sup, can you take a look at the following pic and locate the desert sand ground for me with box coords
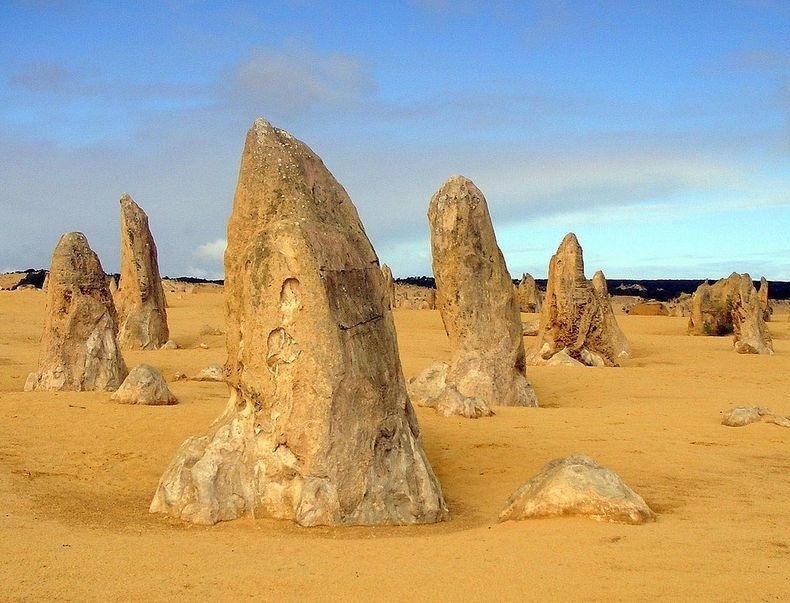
[1,287,788,601]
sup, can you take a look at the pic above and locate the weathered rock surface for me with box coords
[628,301,669,316]
[24,232,127,392]
[190,363,224,382]
[721,406,789,427]
[409,176,537,417]
[499,454,655,525]
[111,364,177,405]
[150,118,447,527]
[531,234,630,366]
[517,273,542,313]
[116,194,170,350]
[381,264,396,310]
[688,273,773,355]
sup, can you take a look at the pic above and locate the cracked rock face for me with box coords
[150,118,447,526]
[688,272,773,355]
[409,176,538,416]
[116,194,169,350]
[531,233,630,367]
[25,232,127,392]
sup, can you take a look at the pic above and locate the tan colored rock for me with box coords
[532,234,630,366]
[499,454,655,525]
[111,364,176,405]
[380,264,396,310]
[190,363,224,382]
[721,406,789,427]
[688,273,773,355]
[517,273,542,313]
[24,232,127,392]
[394,283,436,309]
[409,176,538,417]
[758,277,772,322]
[116,194,169,350]
[150,118,447,527]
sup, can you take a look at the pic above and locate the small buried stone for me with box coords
[499,454,655,525]
[721,406,790,428]
[111,364,177,405]
[190,364,224,382]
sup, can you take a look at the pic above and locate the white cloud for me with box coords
[194,238,227,262]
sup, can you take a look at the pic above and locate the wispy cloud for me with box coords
[193,238,227,262]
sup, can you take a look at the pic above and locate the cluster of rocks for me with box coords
[25,194,175,405]
[32,115,786,530]
[394,283,436,309]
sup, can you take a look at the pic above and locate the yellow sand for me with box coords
[1,288,788,601]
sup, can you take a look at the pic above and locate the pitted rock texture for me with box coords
[150,118,447,526]
[24,232,127,392]
[409,176,537,417]
[116,194,169,350]
[531,233,630,367]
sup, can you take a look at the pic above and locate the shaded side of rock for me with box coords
[150,118,447,527]
[24,232,127,392]
[499,454,655,525]
[111,364,177,405]
[116,194,170,350]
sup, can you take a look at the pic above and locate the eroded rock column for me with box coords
[150,118,447,526]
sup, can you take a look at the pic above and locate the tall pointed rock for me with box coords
[25,232,127,391]
[150,118,447,526]
[116,193,169,350]
[532,233,630,366]
[408,176,538,417]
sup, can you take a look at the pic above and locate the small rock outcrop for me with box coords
[380,264,396,310]
[111,364,177,405]
[150,118,447,526]
[517,273,542,313]
[688,273,773,355]
[721,406,790,427]
[24,233,127,392]
[531,233,630,366]
[409,176,538,417]
[499,454,655,525]
[116,194,170,350]
[190,363,224,382]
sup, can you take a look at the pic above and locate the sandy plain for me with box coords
[0,286,788,601]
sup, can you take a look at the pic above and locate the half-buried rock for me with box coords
[116,193,170,350]
[499,454,655,525]
[111,364,176,405]
[150,118,448,526]
[408,176,538,418]
[530,233,630,366]
[25,232,128,392]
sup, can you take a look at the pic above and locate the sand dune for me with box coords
[1,288,788,601]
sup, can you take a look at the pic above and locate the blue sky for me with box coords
[1,0,788,280]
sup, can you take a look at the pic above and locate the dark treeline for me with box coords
[397,276,790,301]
